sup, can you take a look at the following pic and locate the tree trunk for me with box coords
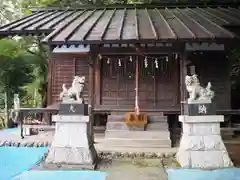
[4,91,9,128]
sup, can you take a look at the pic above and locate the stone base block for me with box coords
[177,150,233,169]
[177,115,233,169]
[45,145,97,166]
[45,115,98,169]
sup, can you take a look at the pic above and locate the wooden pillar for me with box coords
[180,52,188,115]
[94,52,101,106]
[47,57,53,106]
[88,53,95,113]
[88,50,95,142]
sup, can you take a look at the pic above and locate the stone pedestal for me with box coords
[177,115,233,169]
[45,115,98,169]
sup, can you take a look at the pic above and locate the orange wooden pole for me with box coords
[135,56,140,115]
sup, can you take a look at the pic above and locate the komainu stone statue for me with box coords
[59,76,85,103]
[12,94,20,123]
[185,74,214,102]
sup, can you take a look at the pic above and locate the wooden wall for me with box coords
[47,53,89,105]
[99,55,179,110]
[47,51,231,112]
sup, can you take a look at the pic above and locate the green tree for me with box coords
[0,54,34,127]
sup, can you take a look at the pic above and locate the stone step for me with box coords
[106,121,169,131]
[146,122,169,131]
[103,138,171,148]
[105,130,170,139]
[108,115,125,122]
[108,115,167,122]
[148,115,167,122]
[106,122,144,131]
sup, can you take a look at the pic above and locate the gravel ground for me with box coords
[33,156,176,180]
[31,150,182,180]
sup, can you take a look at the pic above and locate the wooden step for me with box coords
[105,130,170,139]
[103,138,171,148]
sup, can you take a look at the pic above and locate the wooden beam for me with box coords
[99,45,184,54]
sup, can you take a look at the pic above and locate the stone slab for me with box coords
[145,122,169,131]
[187,99,211,104]
[148,116,168,122]
[182,123,221,136]
[103,138,171,148]
[107,115,125,122]
[104,130,170,139]
[184,103,216,116]
[43,161,98,170]
[52,115,89,123]
[59,103,88,115]
[106,122,144,131]
[179,115,224,123]
[108,115,167,123]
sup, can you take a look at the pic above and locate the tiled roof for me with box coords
[0,7,239,45]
